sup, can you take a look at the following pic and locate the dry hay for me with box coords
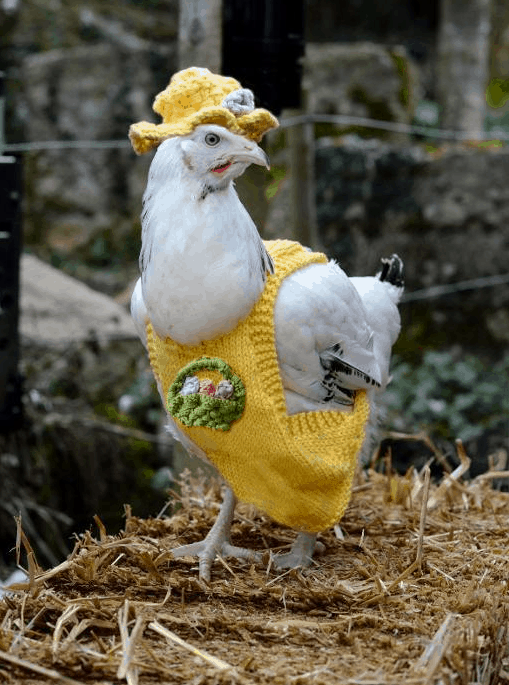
[1,441,509,685]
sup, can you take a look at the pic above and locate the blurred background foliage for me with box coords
[385,351,509,443]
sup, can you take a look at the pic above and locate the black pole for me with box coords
[222,0,305,116]
[0,70,4,155]
[0,71,23,431]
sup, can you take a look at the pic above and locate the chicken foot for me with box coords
[170,486,262,581]
[273,532,322,570]
[171,487,324,580]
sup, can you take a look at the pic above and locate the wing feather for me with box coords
[274,259,400,414]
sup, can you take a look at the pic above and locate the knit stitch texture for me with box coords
[146,240,370,532]
[129,67,279,154]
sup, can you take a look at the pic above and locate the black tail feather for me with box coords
[378,254,404,288]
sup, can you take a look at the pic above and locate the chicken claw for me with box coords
[171,487,262,581]
[273,532,322,570]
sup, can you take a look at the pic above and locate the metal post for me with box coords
[222,0,305,115]
[0,71,5,155]
[0,71,23,431]
[221,0,314,247]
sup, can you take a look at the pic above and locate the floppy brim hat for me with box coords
[129,67,279,155]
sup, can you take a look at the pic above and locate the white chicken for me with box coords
[130,69,404,581]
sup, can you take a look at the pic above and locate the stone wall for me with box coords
[265,137,509,357]
[303,43,422,129]
[3,0,178,293]
[19,42,167,293]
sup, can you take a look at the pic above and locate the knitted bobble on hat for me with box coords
[129,67,278,154]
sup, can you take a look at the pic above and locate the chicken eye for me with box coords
[205,132,221,146]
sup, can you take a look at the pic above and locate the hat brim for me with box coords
[129,106,278,155]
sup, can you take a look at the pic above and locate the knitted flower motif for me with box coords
[214,380,234,399]
[199,379,216,396]
[167,357,245,431]
[180,375,200,396]
[221,88,255,115]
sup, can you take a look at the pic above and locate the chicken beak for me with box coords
[233,142,270,170]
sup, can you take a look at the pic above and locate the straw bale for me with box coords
[1,458,509,684]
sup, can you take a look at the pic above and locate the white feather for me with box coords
[131,277,148,349]
[131,124,403,454]
[350,275,402,387]
[139,130,271,345]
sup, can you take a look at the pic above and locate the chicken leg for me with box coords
[171,486,322,580]
[273,532,319,570]
[171,486,262,581]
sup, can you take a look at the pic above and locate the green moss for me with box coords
[314,121,382,141]
[349,85,395,123]
[314,123,342,139]
[470,140,504,150]
[486,78,509,108]
[48,377,81,399]
[126,437,153,460]
[95,402,137,428]
[424,143,440,154]
[339,86,396,140]
[390,51,411,108]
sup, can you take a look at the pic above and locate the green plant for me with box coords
[384,351,509,442]
[264,166,286,201]
[95,402,136,428]
[486,78,509,108]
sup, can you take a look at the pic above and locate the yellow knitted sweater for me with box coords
[146,240,369,533]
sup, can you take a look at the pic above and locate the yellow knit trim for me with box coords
[146,240,369,532]
[129,67,279,154]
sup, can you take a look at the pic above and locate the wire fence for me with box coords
[400,274,509,304]
[3,113,509,302]
[3,139,131,152]
[3,112,509,153]
[278,114,509,141]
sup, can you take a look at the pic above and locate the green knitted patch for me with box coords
[167,357,246,431]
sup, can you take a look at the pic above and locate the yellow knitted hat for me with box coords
[129,67,279,155]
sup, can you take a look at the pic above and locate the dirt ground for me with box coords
[1,454,509,685]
